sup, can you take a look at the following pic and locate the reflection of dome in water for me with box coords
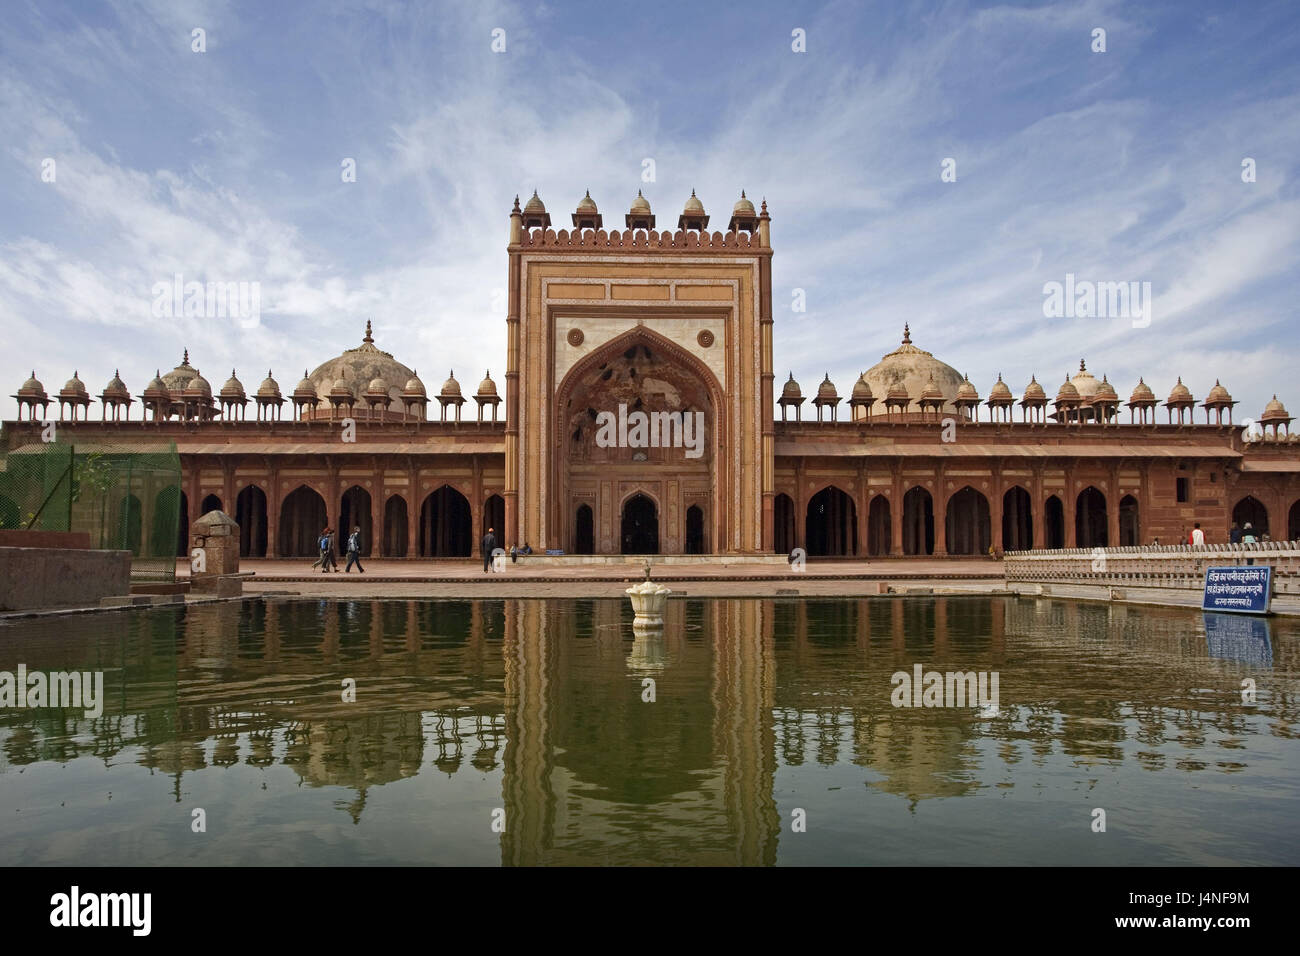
[306,320,415,416]
[862,325,964,414]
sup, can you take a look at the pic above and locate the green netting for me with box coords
[0,440,182,582]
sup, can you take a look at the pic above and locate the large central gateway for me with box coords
[505,191,774,554]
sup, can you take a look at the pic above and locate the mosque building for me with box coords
[4,190,1298,558]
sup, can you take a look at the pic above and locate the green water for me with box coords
[0,597,1295,866]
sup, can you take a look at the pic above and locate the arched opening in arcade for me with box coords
[177,491,189,556]
[151,486,181,557]
[1290,500,1300,543]
[339,485,373,556]
[945,486,990,555]
[1002,486,1033,551]
[1232,496,1269,538]
[1044,495,1065,549]
[419,485,472,556]
[383,495,408,556]
[1076,486,1108,549]
[200,493,222,515]
[236,485,268,557]
[868,494,891,556]
[1119,495,1140,547]
[483,495,504,544]
[903,486,934,556]
[278,485,328,557]
[621,493,659,554]
[805,486,856,556]
[774,493,795,554]
[117,494,142,554]
[573,503,594,554]
[685,504,705,554]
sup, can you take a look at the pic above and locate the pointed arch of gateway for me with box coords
[339,485,372,556]
[1044,495,1065,549]
[1002,486,1033,551]
[1232,495,1268,537]
[902,486,934,555]
[620,490,659,554]
[278,484,327,556]
[1076,486,1108,549]
[552,325,725,554]
[236,484,268,557]
[805,484,856,556]
[419,484,472,556]
[945,486,990,555]
[868,494,891,556]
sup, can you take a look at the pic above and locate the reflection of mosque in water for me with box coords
[0,597,1294,861]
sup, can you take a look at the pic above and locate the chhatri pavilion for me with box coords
[4,190,1298,558]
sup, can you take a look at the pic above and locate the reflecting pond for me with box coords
[1,597,1296,865]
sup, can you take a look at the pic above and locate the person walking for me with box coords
[345,525,365,573]
[1191,522,1205,546]
[324,527,339,572]
[311,526,331,571]
[482,527,497,573]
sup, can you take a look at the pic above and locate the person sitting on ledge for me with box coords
[1191,522,1205,546]
[522,543,533,555]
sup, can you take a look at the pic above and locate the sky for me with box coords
[1,0,1298,422]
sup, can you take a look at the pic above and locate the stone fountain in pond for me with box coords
[626,559,671,632]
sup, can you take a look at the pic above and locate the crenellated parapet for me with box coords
[518,226,763,252]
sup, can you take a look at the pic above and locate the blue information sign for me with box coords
[1203,612,1273,666]
[1202,565,1272,615]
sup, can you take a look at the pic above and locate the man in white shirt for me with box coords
[1191,522,1205,546]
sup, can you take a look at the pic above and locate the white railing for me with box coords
[1003,541,1300,594]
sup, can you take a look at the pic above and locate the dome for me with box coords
[1167,377,1193,403]
[403,370,427,397]
[782,372,802,399]
[1023,375,1046,401]
[441,370,462,397]
[103,370,130,398]
[989,373,1013,401]
[1055,375,1080,402]
[683,189,705,215]
[523,190,546,215]
[1094,375,1118,401]
[1261,395,1291,422]
[576,190,597,214]
[306,320,414,415]
[477,370,497,397]
[293,369,317,397]
[16,371,47,399]
[1205,379,1232,404]
[629,191,651,216]
[955,374,979,402]
[61,371,88,397]
[920,374,944,401]
[162,349,198,391]
[220,370,245,399]
[817,373,838,400]
[366,376,389,397]
[733,190,756,216]
[886,382,909,402]
[861,325,964,414]
[851,374,873,400]
[257,371,281,398]
[1069,359,1100,401]
[1129,377,1155,403]
[184,374,212,398]
[143,370,169,400]
[329,378,353,400]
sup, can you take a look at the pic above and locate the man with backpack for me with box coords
[345,525,365,573]
[310,526,332,572]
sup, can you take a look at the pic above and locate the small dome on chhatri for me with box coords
[782,372,802,398]
[1094,375,1119,401]
[733,190,756,216]
[1056,375,1080,402]
[477,370,497,396]
[294,369,317,396]
[1023,375,1047,401]
[329,378,353,398]
[1167,377,1193,402]
[220,370,245,398]
[17,371,47,398]
[103,370,130,397]
[61,371,88,396]
[143,370,169,399]
[257,371,281,397]
[366,376,389,396]
[1129,377,1155,403]
[576,189,598,214]
[887,381,909,401]
[683,189,705,215]
[989,373,1013,400]
[403,370,427,397]
[1261,394,1291,421]
[817,373,838,400]
[851,373,873,400]
[920,374,944,401]
[1069,359,1100,400]
[955,373,979,401]
[1205,379,1233,404]
[441,370,462,397]
[523,190,546,215]
[184,373,212,398]
[629,190,651,215]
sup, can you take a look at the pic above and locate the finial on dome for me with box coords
[512,194,521,213]
[740,189,746,199]
[363,319,373,344]
[902,323,911,345]
[182,348,189,364]
[1080,359,1086,371]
